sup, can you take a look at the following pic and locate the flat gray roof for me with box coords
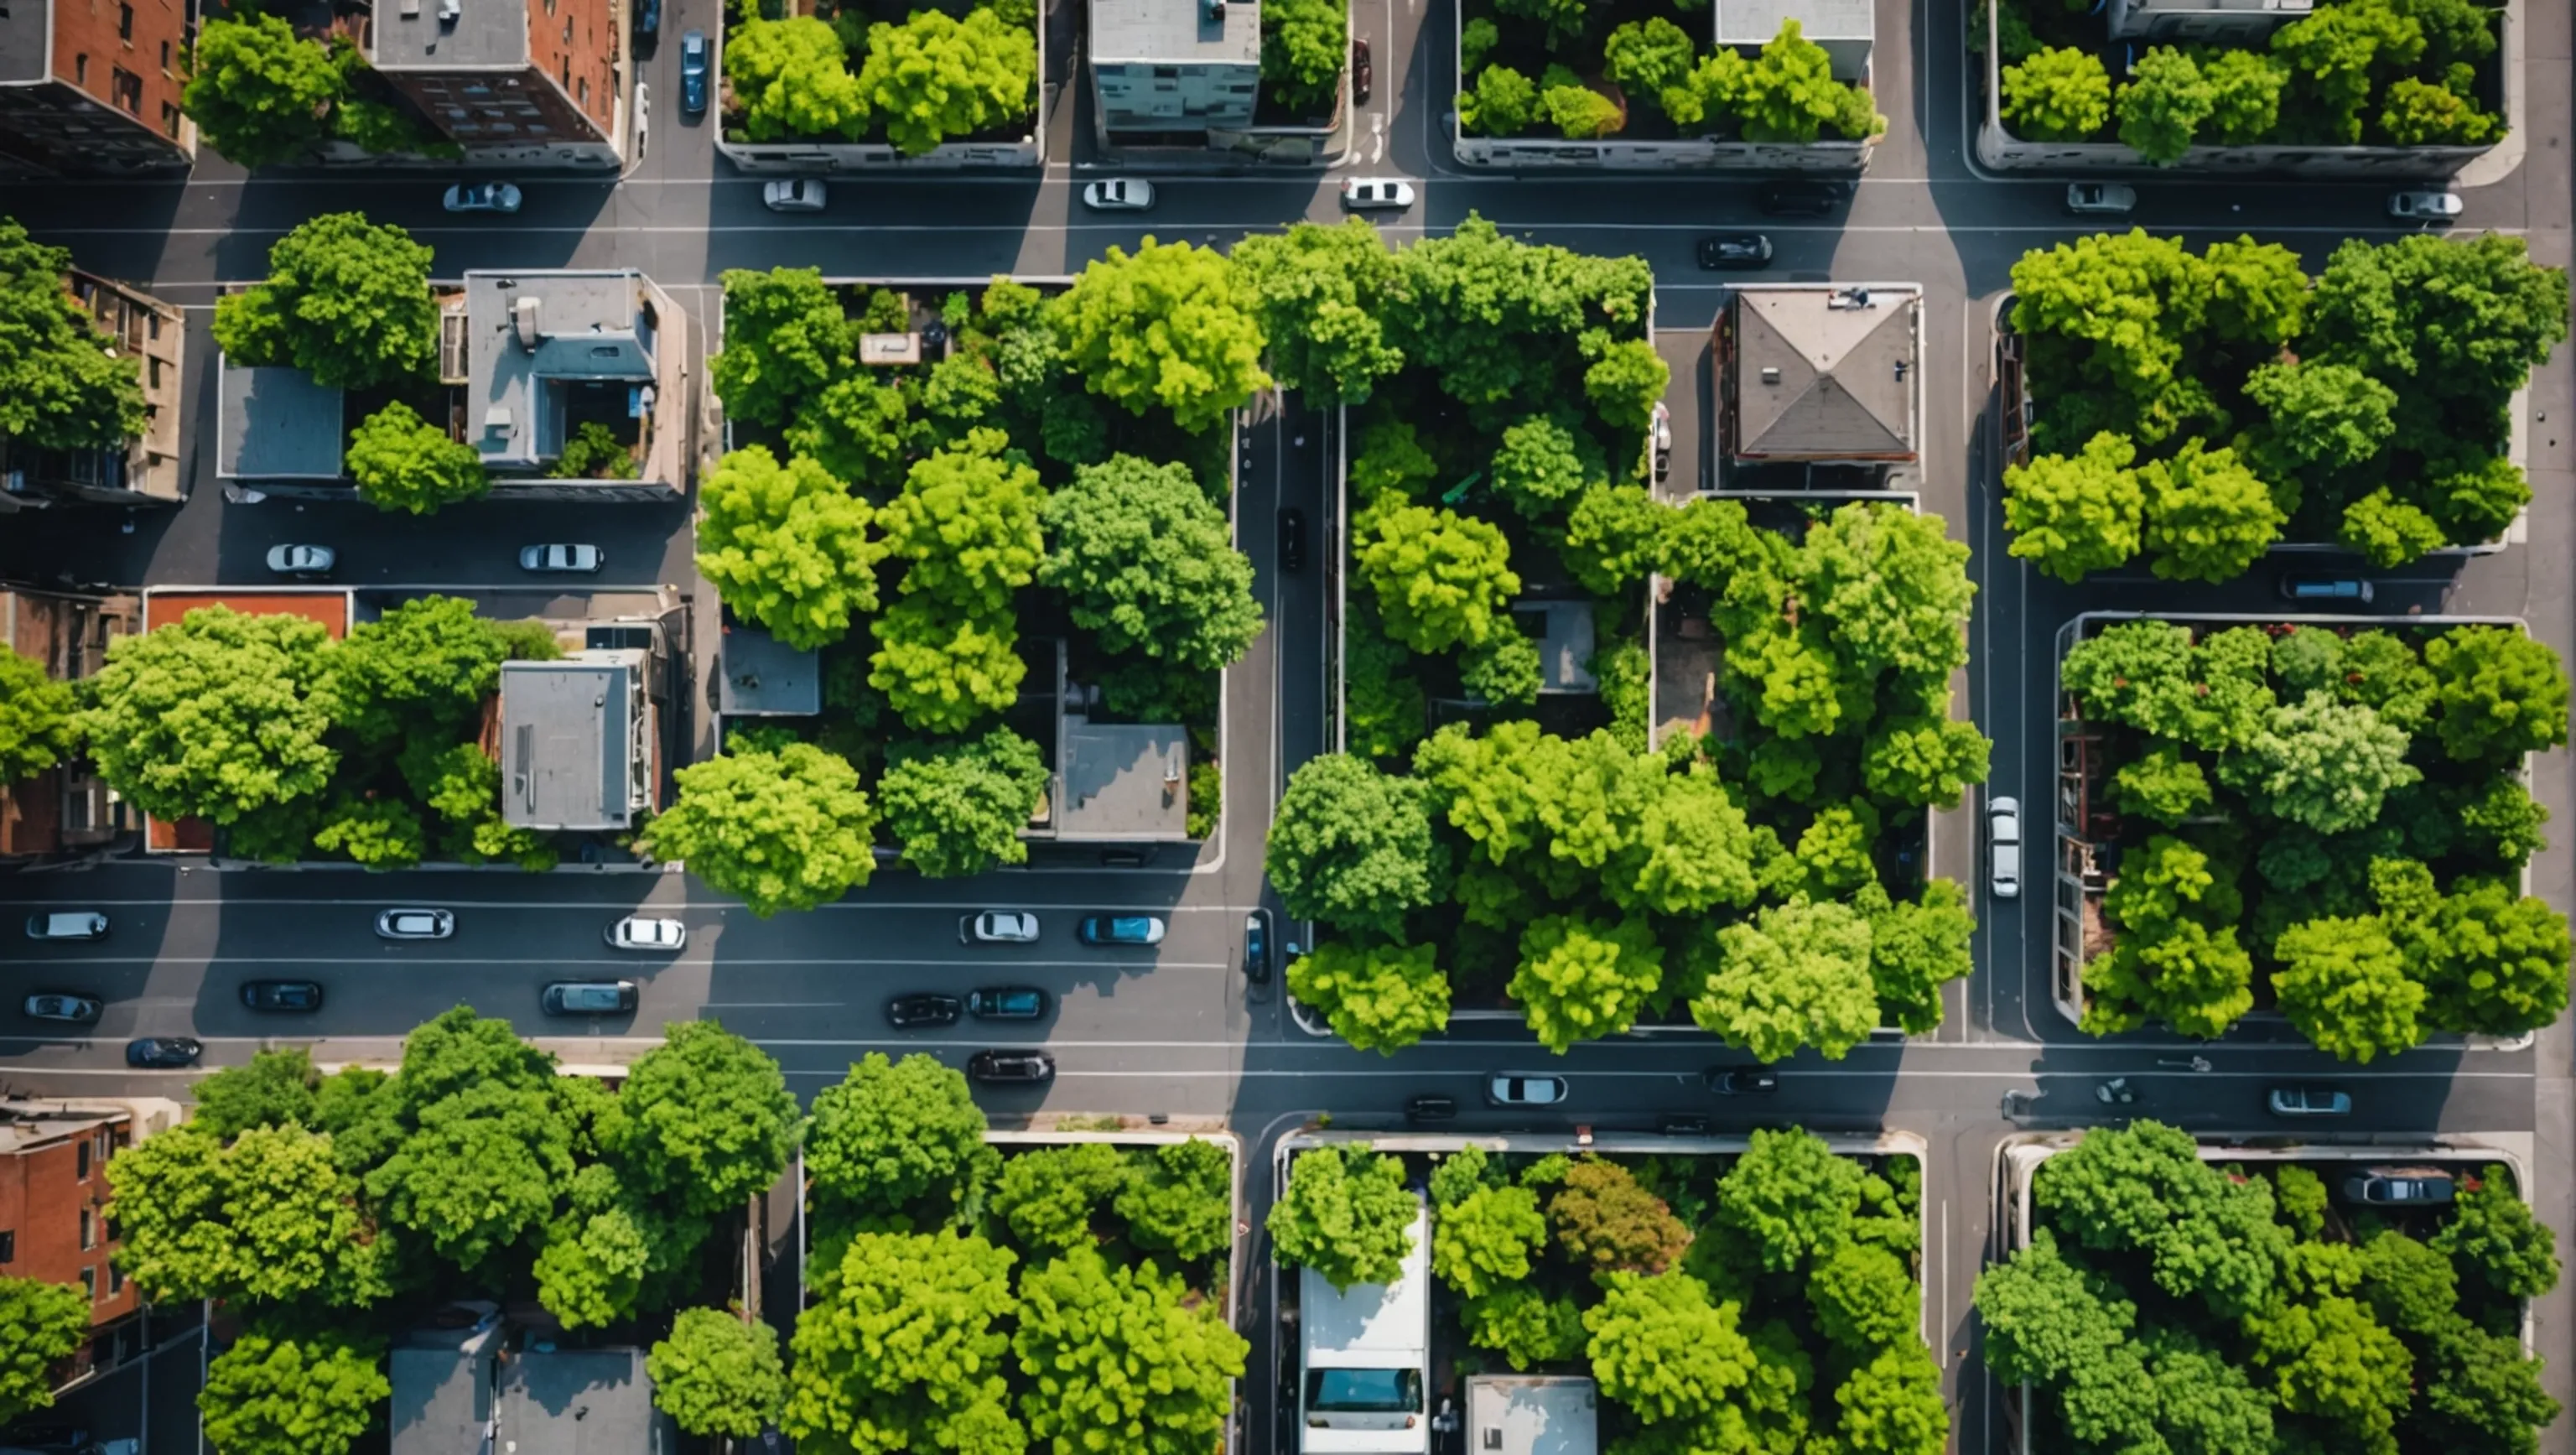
[718,626,819,716]
[1732,286,1918,460]
[1465,1377,1599,1455]
[499,1347,668,1455]
[1091,0,1259,65]
[0,0,53,84]
[463,271,655,471]
[216,363,345,481]
[499,657,636,832]
[389,1325,497,1455]
[1513,601,1598,694]
[1059,719,1188,839]
[374,0,529,70]
[1716,0,1872,44]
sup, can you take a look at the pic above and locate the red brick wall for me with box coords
[524,0,619,140]
[49,0,187,146]
[0,1119,138,1327]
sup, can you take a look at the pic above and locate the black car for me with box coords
[1705,1065,1779,1095]
[967,986,1050,1021]
[241,980,324,1013]
[1277,508,1306,573]
[1244,912,1270,983]
[886,993,963,1029]
[1696,233,1774,269]
[969,1049,1056,1084]
[126,1037,203,1068]
[634,0,660,41]
[1405,1094,1457,1124]
[1758,180,1846,217]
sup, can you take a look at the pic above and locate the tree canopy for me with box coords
[875,727,1050,878]
[212,212,438,390]
[198,1327,390,1455]
[0,218,148,452]
[699,446,885,649]
[649,1309,788,1440]
[1267,1144,1420,1291]
[641,740,877,917]
[0,1276,89,1425]
[77,605,337,827]
[852,8,1037,156]
[1052,240,1270,434]
[803,1052,988,1219]
[1041,454,1261,669]
[346,401,488,516]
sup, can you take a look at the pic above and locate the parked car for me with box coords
[1987,796,2023,900]
[264,543,335,579]
[1081,178,1156,211]
[126,1037,202,1068]
[1340,178,1415,210]
[962,911,1041,944]
[23,993,101,1023]
[1352,39,1372,103]
[2267,1085,2352,1118]
[634,0,660,39]
[1098,846,1156,867]
[969,1049,1056,1083]
[1405,1093,1457,1124]
[2280,575,2375,604]
[376,907,454,940]
[1758,180,1845,217]
[1244,912,1270,983]
[967,986,1050,1021]
[762,179,828,213]
[519,543,603,573]
[1704,1065,1779,1095]
[443,182,523,215]
[1650,401,1672,481]
[1485,1072,1569,1107]
[678,29,709,115]
[1078,914,1166,947]
[886,993,963,1029]
[2387,190,2463,224]
[1696,233,1774,269]
[2344,1168,2455,1205]
[540,980,639,1016]
[606,916,687,951]
[1277,508,1306,572]
[24,912,107,941]
[241,980,325,1013]
[2064,182,2137,216]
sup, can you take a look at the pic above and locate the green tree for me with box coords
[345,401,487,516]
[1581,335,1671,437]
[2307,234,2569,417]
[107,1123,392,1308]
[1974,1229,2147,1413]
[2423,625,2570,764]
[867,596,1025,735]
[1812,1241,1919,1352]
[1012,1248,1247,1454]
[1836,1347,1948,1455]
[1511,913,1666,1052]
[2273,916,2424,1062]
[785,1230,1022,1455]
[2271,0,2424,144]
[1459,64,1539,136]
[181,14,346,168]
[2111,742,2214,824]
[883,444,1045,616]
[2422,880,2571,1037]
[1865,880,1976,1034]
[1464,1286,1588,1370]
[0,646,75,787]
[990,1142,1128,1253]
[1541,83,1623,139]
[2431,1165,2560,1301]
[2249,1296,2413,1450]
[1114,1138,1234,1263]
[2233,691,2420,834]
[325,595,508,747]
[650,1309,787,1439]
[1797,500,1976,683]
[853,8,1036,155]
[78,605,335,827]
[1041,454,1261,669]
[714,267,853,429]
[803,1052,988,1218]
[876,727,1049,879]
[1053,240,1269,434]
[787,376,913,496]
[1714,1127,1862,1274]
[198,1328,388,1455]
[2245,358,2397,478]
[1259,0,1346,113]
[621,1021,801,1217]
[698,447,884,650]
[2116,45,2213,161]
[0,1276,89,1425]
[1267,1144,1418,1291]
[1488,413,1600,521]
[641,740,876,917]
[2033,1120,2288,1318]
[0,219,148,452]
[2003,46,2111,140]
[2139,439,2283,582]
[361,1009,574,1275]
[212,212,436,390]
[189,1047,322,1140]
[1285,940,1452,1054]
[1549,1158,1690,1276]
[2338,486,2449,569]
[1266,755,1442,939]
[2380,75,2497,144]
[1604,18,1696,107]
[2002,432,2145,581]
[1736,19,1866,143]
[2410,1312,2561,1452]
[1230,220,1404,404]
[1383,215,1653,408]
[725,17,866,141]
[1433,1182,1546,1298]
[1609,768,1761,917]
[1462,627,1542,707]
[1356,503,1521,654]
[1862,715,1992,809]
[1690,899,1879,1063]
[2197,47,2288,142]
[1582,1271,1757,1432]
[1562,483,1665,596]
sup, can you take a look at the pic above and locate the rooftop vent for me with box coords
[1759,366,1781,385]
[512,295,541,351]
[1826,287,1873,310]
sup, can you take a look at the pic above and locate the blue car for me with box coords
[679,30,708,116]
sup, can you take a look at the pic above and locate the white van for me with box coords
[1300,1193,1431,1452]
[24,912,107,941]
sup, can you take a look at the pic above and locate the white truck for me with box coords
[1299,1193,1432,1453]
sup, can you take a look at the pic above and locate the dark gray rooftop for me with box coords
[1060,720,1188,839]
[216,364,345,481]
[1090,0,1259,65]
[1716,0,1873,44]
[498,1347,671,1455]
[718,626,820,716]
[389,1323,498,1455]
[1732,286,1919,461]
[374,0,529,70]
[498,657,639,832]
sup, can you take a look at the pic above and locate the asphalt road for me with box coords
[1,0,2570,1447]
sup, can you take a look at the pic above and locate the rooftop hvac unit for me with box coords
[512,295,541,351]
[439,0,460,20]
[401,0,420,17]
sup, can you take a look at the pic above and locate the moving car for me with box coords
[442,182,523,215]
[606,916,688,951]
[22,993,101,1023]
[125,1037,202,1068]
[2267,1085,2352,1118]
[1485,1072,1569,1107]
[678,30,709,115]
[968,1049,1056,1083]
[2064,182,2137,216]
[966,986,1050,1021]
[1704,1065,1779,1095]
[1650,400,1672,481]
[264,543,335,579]
[241,980,325,1013]
[376,907,454,940]
[1758,179,1845,216]
[2387,190,2463,224]
[2279,575,2374,604]
[886,993,963,1029]
[1987,795,2023,900]
[1340,178,1415,210]
[1696,233,1774,269]
[24,912,107,941]
[2344,1168,2455,1205]
[1078,914,1166,946]
[1277,508,1306,572]
[1352,39,1372,103]
[961,911,1041,944]
[762,179,828,213]
[1244,912,1270,983]
[1081,178,1156,211]
[519,543,603,573]
[1405,1094,1457,1124]
[540,980,639,1016]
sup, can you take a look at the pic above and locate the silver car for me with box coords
[762,179,828,213]
[2267,1085,2351,1117]
[1485,1072,1569,1107]
[2387,190,2463,224]
[23,992,101,1023]
[2064,182,2137,216]
[962,912,1041,944]
[606,916,687,951]
[519,543,603,573]
[1987,796,2023,900]
[1340,178,1415,210]
[443,182,524,214]
[376,907,454,940]
[265,543,335,578]
[1081,178,1156,211]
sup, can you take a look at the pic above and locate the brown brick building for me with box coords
[0,0,191,174]
[0,268,186,510]
[0,1101,169,1394]
[366,0,624,168]
[0,585,138,860]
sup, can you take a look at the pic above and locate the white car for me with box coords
[520,543,603,573]
[265,543,335,578]
[2064,182,2137,216]
[962,911,1041,944]
[1486,1072,1569,1107]
[1081,178,1155,211]
[443,182,523,214]
[1340,178,1415,210]
[1988,796,2023,900]
[606,916,688,952]
[2387,190,2463,223]
[763,179,828,213]
[376,907,454,940]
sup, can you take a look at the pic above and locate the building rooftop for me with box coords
[389,1322,499,1455]
[216,364,346,481]
[718,626,819,716]
[1464,1376,1600,1455]
[498,1346,671,1455]
[1058,720,1188,839]
[1731,285,1919,462]
[374,0,529,70]
[497,656,641,832]
[1513,601,1598,694]
[1091,0,1260,65]
[462,271,657,473]
[1715,0,1873,44]
[0,0,54,84]
[0,1103,125,1155]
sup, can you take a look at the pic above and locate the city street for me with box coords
[0,0,2569,1447]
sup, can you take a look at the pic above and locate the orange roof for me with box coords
[142,590,352,639]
